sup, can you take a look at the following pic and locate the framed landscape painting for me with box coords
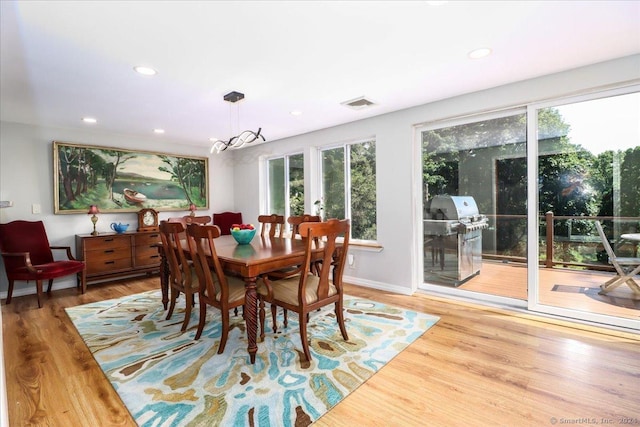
[53,141,209,214]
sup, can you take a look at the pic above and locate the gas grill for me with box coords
[424,195,489,285]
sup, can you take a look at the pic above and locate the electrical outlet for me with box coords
[348,254,355,268]
[32,203,41,214]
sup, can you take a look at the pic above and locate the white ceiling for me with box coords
[1,1,639,152]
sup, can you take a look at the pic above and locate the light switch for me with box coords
[32,204,41,214]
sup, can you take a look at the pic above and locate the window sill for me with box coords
[348,240,383,252]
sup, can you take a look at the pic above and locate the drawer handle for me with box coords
[104,238,114,242]
[150,255,159,259]
[149,234,159,238]
[105,261,115,265]
[104,249,114,253]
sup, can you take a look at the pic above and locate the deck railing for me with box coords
[479,213,639,271]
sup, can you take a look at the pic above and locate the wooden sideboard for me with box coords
[76,231,161,284]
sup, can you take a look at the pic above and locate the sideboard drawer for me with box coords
[134,245,161,267]
[86,256,133,275]
[135,232,161,247]
[83,235,131,251]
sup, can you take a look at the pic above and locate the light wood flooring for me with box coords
[2,278,639,426]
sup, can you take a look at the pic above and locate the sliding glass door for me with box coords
[532,89,639,329]
[418,86,639,331]
[419,110,528,303]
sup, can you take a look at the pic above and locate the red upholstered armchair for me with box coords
[0,220,86,308]
[212,212,243,236]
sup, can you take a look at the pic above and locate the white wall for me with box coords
[0,123,235,296]
[231,54,640,295]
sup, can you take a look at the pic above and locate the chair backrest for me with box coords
[595,221,616,263]
[298,219,350,301]
[159,221,193,290]
[168,215,211,227]
[185,224,230,304]
[258,214,285,238]
[213,212,243,235]
[0,220,54,271]
[288,214,321,237]
[167,215,211,237]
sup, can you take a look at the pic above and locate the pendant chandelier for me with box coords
[210,91,265,153]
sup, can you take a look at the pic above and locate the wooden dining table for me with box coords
[157,234,320,364]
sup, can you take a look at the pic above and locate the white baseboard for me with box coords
[342,274,414,296]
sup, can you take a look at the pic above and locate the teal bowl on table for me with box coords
[230,228,256,244]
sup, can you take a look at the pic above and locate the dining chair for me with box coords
[185,223,248,353]
[167,215,211,238]
[159,221,199,331]
[287,214,321,237]
[258,214,285,238]
[594,221,640,295]
[0,220,87,308]
[259,218,350,361]
[212,212,243,235]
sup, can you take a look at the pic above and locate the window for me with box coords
[266,153,304,219]
[320,139,377,241]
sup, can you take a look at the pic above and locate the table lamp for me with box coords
[189,204,197,217]
[88,205,100,235]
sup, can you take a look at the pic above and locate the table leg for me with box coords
[244,276,259,364]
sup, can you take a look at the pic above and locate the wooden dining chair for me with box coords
[159,221,199,331]
[594,221,640,295]
[259,218,350,361]
[185,224,248,354]
[287,214,321,237]
[258,214,285,238]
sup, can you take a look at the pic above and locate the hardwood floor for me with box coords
[2,278,639,426]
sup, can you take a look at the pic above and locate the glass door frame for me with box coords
[526,85,640,331]
[415,107,528,310]
[415,85,639,332]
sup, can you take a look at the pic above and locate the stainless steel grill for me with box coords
[424,195,489,285]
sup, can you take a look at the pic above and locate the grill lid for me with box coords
[426,195,480,220]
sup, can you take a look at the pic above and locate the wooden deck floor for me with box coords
[456,261,640,320]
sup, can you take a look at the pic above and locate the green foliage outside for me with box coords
[422,107,640,264]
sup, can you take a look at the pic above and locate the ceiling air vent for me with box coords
[341,96,376,110]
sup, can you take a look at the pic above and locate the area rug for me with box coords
[65,290,439,426]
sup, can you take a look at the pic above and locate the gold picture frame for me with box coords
[53,141,209,214]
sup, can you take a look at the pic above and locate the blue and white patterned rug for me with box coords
[66,290,439,426]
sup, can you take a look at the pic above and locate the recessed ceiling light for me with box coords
[134,66,157,76]
[153,129,165,134]
[468,48,492,59]
[290,110,302,116]
[82,117,97,124]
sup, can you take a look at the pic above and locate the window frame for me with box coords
[265,151,304,226]
[317,136,377,243]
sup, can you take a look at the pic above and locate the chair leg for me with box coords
[270,303,278,333]
[47,279,54,294]
[181,292,192,332]
[299,311,312,361]
[282,308,288,329]
[36,280,43,308]
[6,280,14,304]
[335,301,349,341]
[218,309,230,354]
[194,297,207,340]
[166,288,178,321]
